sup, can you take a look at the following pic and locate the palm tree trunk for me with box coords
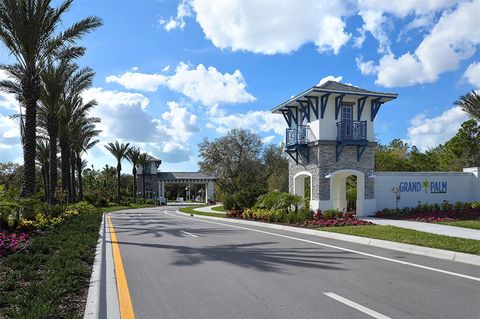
[70,152,77,202]
[142,171,146,199]
[48,127,58,204]
[41,165,47,201]
[22,100,37,197]
[132,166,137,202]
[76,154,83,201]
[116,162,121,203]
[60,137,71,203]
[21,68,40,197]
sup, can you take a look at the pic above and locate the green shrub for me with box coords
[67,201,97,214]
[323,209,339,220]
[254,192,282,210]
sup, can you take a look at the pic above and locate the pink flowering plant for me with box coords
[376,201,480,222]
[0,231,28,257]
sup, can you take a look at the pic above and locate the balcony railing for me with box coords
[336,120,367,144]
[286,125,309,147]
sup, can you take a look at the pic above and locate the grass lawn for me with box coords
[0,204,155,319]
[178,206,226,218]
[211,205,226,212]
[100,203,155,213]
[0,211,102,318]
[320,225,480,255]
[436,218,480,230]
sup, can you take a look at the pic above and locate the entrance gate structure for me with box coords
[137,156,216,204]
[271,81,398,216]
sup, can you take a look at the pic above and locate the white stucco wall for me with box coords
[374,170,480,210]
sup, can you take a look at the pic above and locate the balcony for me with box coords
[286,125,309,147]
[336,120,367,145]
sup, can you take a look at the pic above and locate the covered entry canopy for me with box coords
[157,172,217,204]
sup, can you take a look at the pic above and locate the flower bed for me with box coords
[299,218,374,228]
[377,207,480,223]
[229,208,373,228]
[0,231,28,257]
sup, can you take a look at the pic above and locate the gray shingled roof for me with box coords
[157,172,217,180]
[271,81,398,113]
[316,81,396,96]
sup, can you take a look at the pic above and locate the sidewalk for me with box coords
[193,204,225,214]
[361,217,480,240]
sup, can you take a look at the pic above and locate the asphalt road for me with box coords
[110,206,480,319]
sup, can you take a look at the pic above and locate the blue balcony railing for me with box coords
[286,125,309,147]
[336,120,367,144]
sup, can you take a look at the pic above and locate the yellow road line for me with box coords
[108,215,135,319]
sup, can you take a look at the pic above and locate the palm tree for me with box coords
[59,65,95,202]
[36,139,50,201]
[126,147,140,202]
[70,114,100,201]
[456,90,480,122]
[37,60,74,203]
[105,141,130,203]
[138,152,150,199]
[0,0,102,196]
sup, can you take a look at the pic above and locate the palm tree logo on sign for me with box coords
[422,179,429,193]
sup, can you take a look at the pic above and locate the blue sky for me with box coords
[0,0,479,172]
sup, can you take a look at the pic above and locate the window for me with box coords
[341,105,353,137]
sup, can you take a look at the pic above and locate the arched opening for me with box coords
[329,170,365,215]
[293,171,312,209]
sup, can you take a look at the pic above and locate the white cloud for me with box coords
[318,75,343,86]
[464,61,480,89]
[407,106,469,151]
[366,1,480,87]
[83,87,150,110]
[164,0,351,55]
[159,0,192,31]
[0,70,19,111]
[209,110,286,136]
[161,65,170,73]
[160,101,199,143]
[83,88,196,163]
[357,10,391,53]
[106,62,256,108]
[355,57,377,75]
[357,0,460,17]
[106,72,168,92]
[262,135,276,144]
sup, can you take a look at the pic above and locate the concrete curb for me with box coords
[83,213,105,319]
[176,210,480,266]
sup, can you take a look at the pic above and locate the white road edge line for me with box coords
[181,230,198,238]
[324,292,391,319]
[165,211,480,282]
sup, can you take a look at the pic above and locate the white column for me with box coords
[356,174,365,216]
[206,181,214,203]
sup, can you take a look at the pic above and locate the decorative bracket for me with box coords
[305,95,319,119]
[281,110,291,127]
[320,93,330,119]
[335,144,345,162]
[357,145,367,161]
[357,96,368,121]
[297,100,310,123]
[335,94,345,120]
[370,97,383,121]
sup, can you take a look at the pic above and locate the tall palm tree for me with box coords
[0,0,102,196]
[456,90,480,122]
[71,114,100,201]
[138,152,150,199]
[36,139,50,201]
[37,59,74,203]
[105,141,130,203]
[59,65,95,202]
[126,147,140,202]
